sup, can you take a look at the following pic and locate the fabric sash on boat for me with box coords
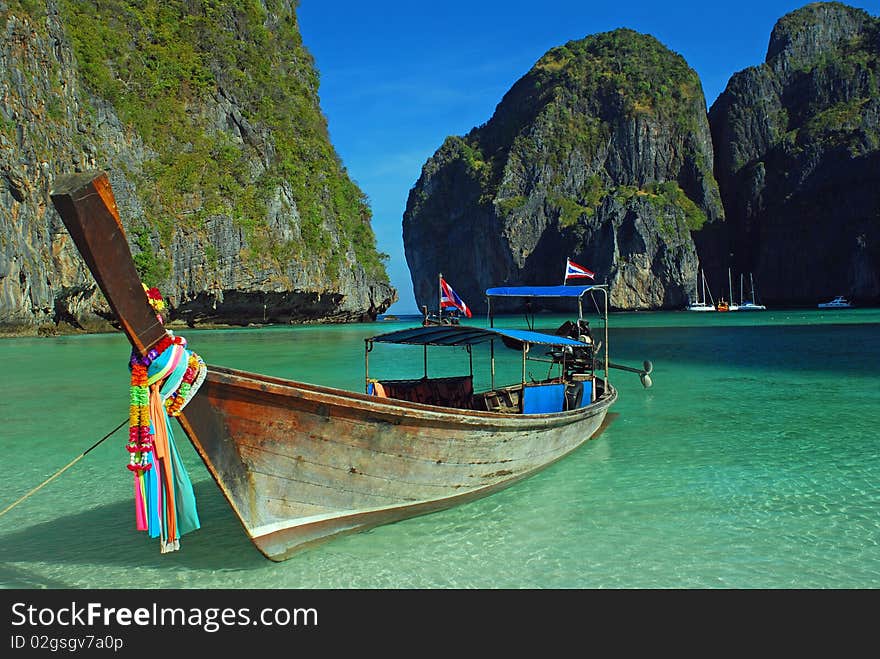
[129,331,206,554]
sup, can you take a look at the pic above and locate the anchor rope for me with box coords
[0,419,127,518]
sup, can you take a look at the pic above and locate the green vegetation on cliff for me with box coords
[455,28,709,228]
[49,0,388,282]
[534,29,701,119]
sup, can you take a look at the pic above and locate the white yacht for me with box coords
[818,296,853,309]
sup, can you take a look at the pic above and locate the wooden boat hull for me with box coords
[49,170,619,561]
[180,366,616,560]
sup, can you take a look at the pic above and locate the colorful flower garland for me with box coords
[127,334,175,472]
[127,361,152,472]
[143,284,166,313]
[165,352,207,417]
[126,322,206,470]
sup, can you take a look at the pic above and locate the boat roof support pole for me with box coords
[423,344,428,378]
[488,295,496,389]
[602,287,609,388]
[364,339,372,393]
[490,340,496,390]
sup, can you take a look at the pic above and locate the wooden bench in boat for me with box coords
[369,375,474,409]
[474,385,521,413]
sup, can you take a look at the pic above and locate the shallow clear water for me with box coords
[1,308,878,588]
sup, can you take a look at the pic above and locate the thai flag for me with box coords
[565,258,595,281]
[439,278,472,317]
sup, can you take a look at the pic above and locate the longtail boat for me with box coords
[50,170,648,562]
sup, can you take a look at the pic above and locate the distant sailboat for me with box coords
[687,268,716,312]
[727,268,738,311]
[738,273,766,311]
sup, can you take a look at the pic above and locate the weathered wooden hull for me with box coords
[49,170,619,562]
[178,366,616,560]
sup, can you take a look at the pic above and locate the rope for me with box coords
[0,418,127,518]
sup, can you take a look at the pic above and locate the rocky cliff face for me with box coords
[708,2,880,304]
[404,29,723,312]
[0,1,395,335]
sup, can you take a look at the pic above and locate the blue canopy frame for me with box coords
[484,284,610,390]
[365,284,610,394]
[486,284,600,322]
[368,325,590,348]
[364,324,594,392]
[485,285,596,297]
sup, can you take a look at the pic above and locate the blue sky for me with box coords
[297,1,875,314]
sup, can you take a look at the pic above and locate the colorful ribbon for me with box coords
[126,314,206,553]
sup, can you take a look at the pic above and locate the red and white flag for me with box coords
[564,258,595,281]
[439,277,472,317]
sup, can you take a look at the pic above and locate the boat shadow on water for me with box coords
[0,481,264,580]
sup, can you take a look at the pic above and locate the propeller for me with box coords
[640,360,653,389]
[599,359,654,388]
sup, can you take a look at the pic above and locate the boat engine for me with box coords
[551,320,594,376]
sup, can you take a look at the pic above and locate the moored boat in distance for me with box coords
[724,268,738,311]
[50,170,652,562]
[716,267,738,312]
[421,305,460,325]
[687,267,716,311]
[687,301,716,312]
[737,272,766,311]
[818,295,853,309]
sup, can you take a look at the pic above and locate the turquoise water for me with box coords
[1,308,879,588]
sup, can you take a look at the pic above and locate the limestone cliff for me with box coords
[403,29,723,312]
[0,0,396,335]
[708,2,880,304]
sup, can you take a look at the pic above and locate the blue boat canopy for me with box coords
[368,325,589,348]
[486,285,597,298]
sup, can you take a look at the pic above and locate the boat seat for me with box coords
[476,388,520,413]
[376,375,473,409]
